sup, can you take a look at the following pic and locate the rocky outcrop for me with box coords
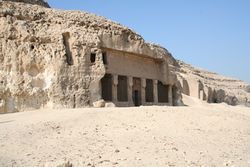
[0,1,179,113]
[245,85,250,93]
[1,0,50,7]
[176,61,250,106]
[0,0,248,113]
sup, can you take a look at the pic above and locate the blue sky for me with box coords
[48,0,250,83]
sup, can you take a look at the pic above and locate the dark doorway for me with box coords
[133,90,140,106]
[132,78,141,106]
[146,79,154,102]
[90,53,96,63]
[157,81,168,103]
[117,75,128,101]
[101,74,112,101]
[102,52,107,65]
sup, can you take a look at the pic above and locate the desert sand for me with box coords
[0,96,250,167]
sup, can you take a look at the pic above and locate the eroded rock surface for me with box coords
[176,61,250,106]
[0,1,180,113]
[1,0,50,7]
[0,1,249,113]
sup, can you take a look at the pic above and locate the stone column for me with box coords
[112,74,118,102]
[168,85,173,106]
[141,78,146,105]
[153,80,158,104]
[199,90,204,101]
[128,76,133,105]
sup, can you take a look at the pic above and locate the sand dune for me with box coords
[0,96,250,167]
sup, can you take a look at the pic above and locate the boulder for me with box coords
[224,96,239,106]
[93,99,105,108]
[105,102,116,108]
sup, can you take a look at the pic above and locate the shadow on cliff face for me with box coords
[211,89,239,106]
[245,85,250,93]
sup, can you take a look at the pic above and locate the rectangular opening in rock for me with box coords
[117,75,128,102]
[146,79,154,102]
[90,53,96,63]
[157,81,169,103]
[132,77,141,106]
[101,74,112,101]
[62,32,73,65]
[102,52,107,65]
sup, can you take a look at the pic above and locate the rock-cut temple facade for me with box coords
[0,0,183,113]
[1,0,248,113]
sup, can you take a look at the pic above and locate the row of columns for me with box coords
[110,74,173,106]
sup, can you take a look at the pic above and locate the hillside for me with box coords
[175,61,250,106]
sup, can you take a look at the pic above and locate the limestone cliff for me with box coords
[2,0,50,7]
[176,61,250,106]
[0,0,179,113]
[0,1,249,113]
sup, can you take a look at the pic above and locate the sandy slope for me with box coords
[0,98,250,167]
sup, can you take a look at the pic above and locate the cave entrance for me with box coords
[157,81,169,103]
[145,79,154,102]
[132,77,141,106]
[117,75,128,102]
[101,74,112,101]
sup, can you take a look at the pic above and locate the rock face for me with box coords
[0,1,249,113]
[176,61,250,106]
[0,1,181,113]
[245,85,250,93]
[2,0,50,7]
